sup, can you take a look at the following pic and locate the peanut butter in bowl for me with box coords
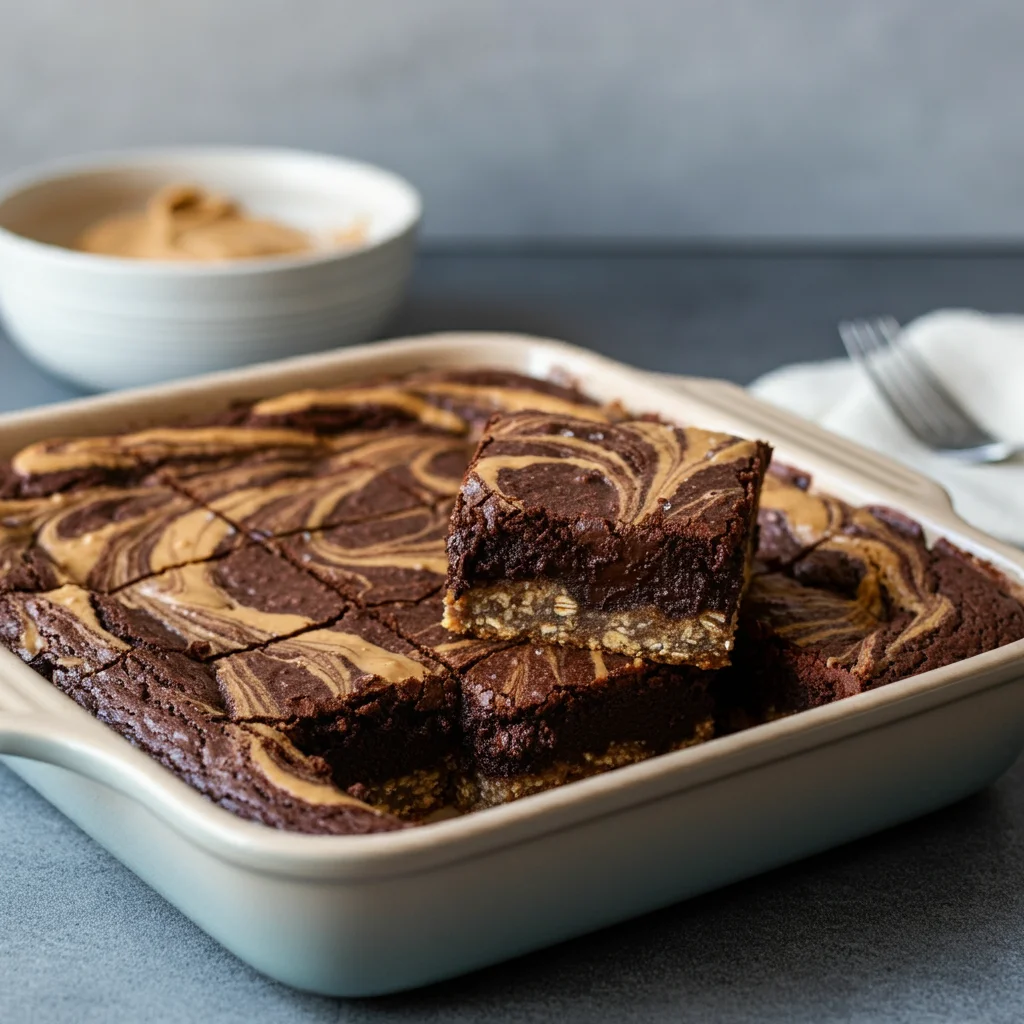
[74,184,367,262]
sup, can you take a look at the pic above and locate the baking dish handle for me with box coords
[0,713,142,801]
[645,371,956,513]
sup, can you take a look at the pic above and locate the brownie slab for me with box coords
[214,610,459,818]
[54,650,404,834]
[720,473,1024,725]
[458,643,715,809]
[9,365,1022,837]
[445,411,771,668]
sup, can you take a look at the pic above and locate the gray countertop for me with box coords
[3,249,1024,1023]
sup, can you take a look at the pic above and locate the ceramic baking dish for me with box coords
[2,333,1023,997]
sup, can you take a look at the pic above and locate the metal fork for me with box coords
[838,316,1018,463]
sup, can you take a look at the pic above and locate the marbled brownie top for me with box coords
[1,368,1022,833]
[748,468,1024,691]
[446,410,772,618]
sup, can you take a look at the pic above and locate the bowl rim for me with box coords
[0,145,423,277]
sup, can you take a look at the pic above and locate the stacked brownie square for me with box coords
[2,368,1022,835]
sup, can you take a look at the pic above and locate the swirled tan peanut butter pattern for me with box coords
[758,473,846,550]
[324,432,472,499]
[751,506,954,676]
[252,386,467,433]
[747,573,881,668]
[115,561,328,656]
[820,509,953,668]
[34,487,238,591]
[5,600,46,658]
[217,625,429,719]
[2,585,130,670]
[281,505,449,604]
[409,381,611,424]
[13,427,321,479]
[195,460,419,538]
[473,414,759,526]
[48,585,131,653]
[0,496,70,586]
[240,724,368,809]
[471,642,636,706]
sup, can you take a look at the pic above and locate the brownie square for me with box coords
[720,473,1024,725]
[31,484,241,592]
[459,643,715,808]
[214,610,459,818]
[274,502,451,607]
[95,544,346,658]
[445,411,771,668]
[0,584,131,683]
[55,650,404,834]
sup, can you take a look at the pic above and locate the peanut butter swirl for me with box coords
[34,486,239,592]
[749,500,954,678]
[406,381,611,425]
[323,432,473,500]
[250,375,609,437]
[216,619,431,719]
[757,472,847,564]
[252,386,468,434]
[469,413,762,528]
[238,723,370,810]
[466,641,638,707]
[814,508,953,670]
[0,495,72,588]
[1,584,129,673]
[183,455,421,539]
[109,548,344,657]
[278,504,450,606]
[12,426,322,481]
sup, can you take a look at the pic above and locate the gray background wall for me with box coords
[4,0,1023,242]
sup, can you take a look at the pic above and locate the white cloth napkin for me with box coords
[749,310,1024,545]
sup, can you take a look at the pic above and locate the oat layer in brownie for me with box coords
[444,411,772,668]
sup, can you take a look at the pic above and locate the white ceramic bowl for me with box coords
[0,147,421,390]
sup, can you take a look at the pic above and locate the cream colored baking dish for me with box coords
[2,333,1023,997]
